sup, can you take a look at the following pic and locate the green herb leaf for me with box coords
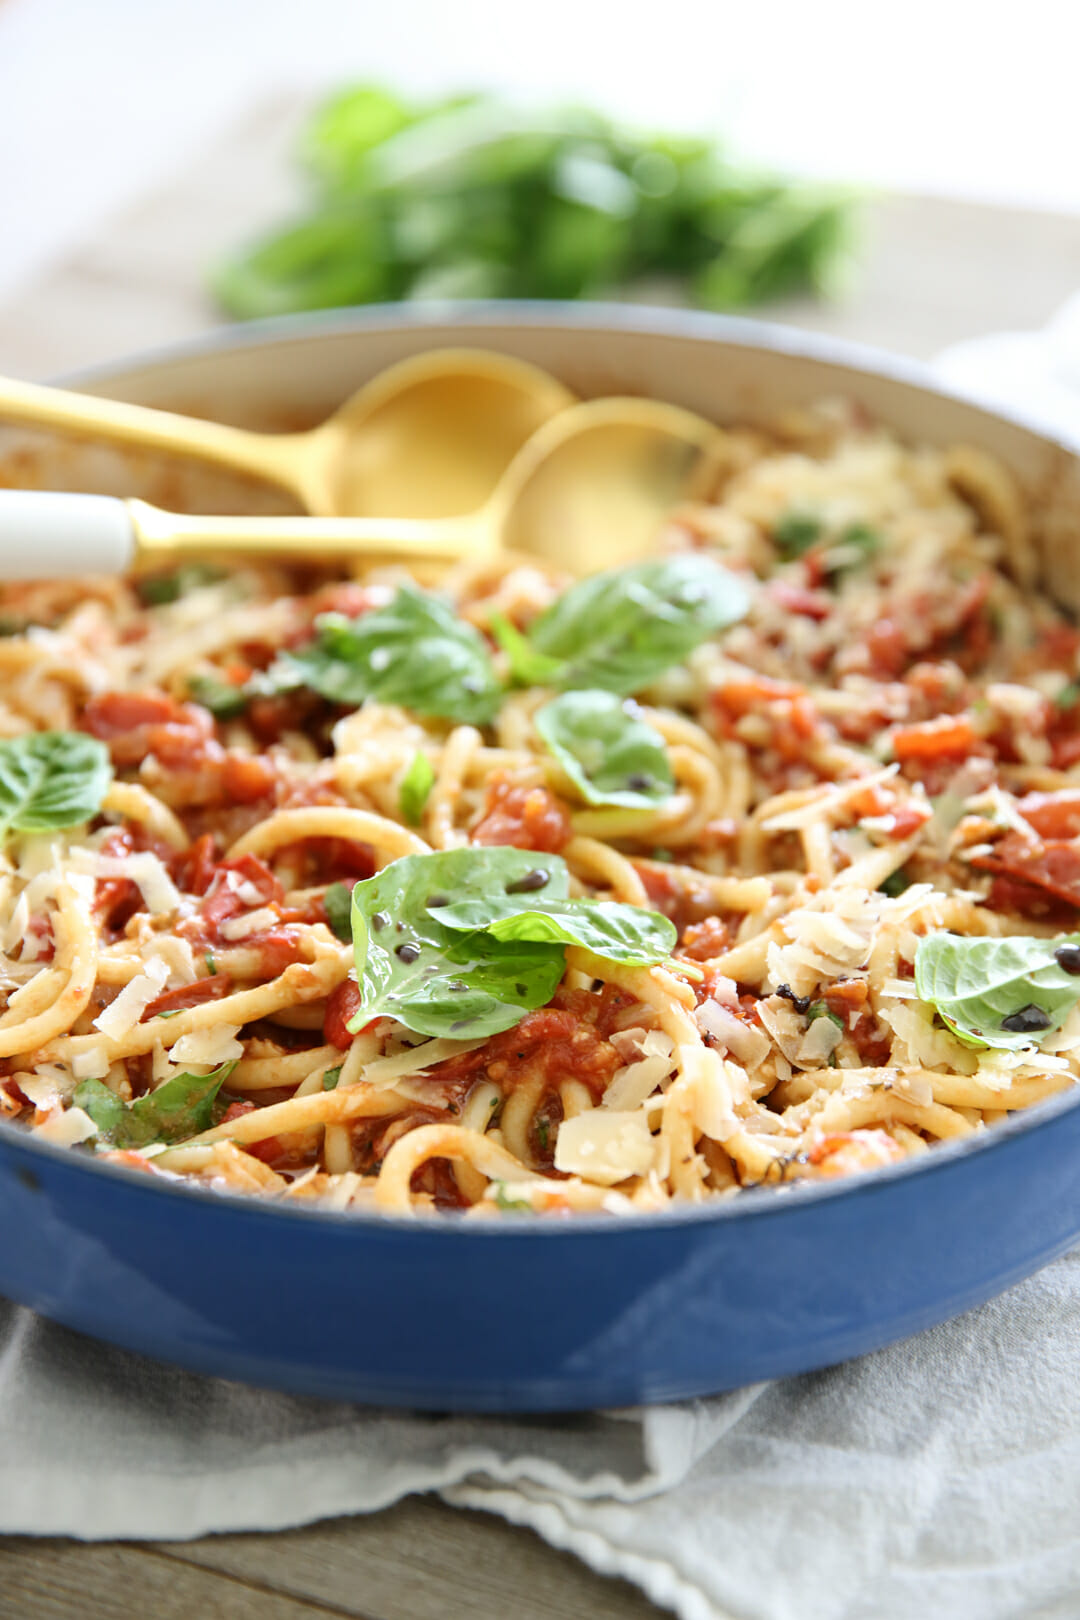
[535,690,674,808]
[324,881,355,942]
[772,511,823,559]
[398,751,436,826]
[188,672,248,720]
[348,848,570,1039]
[805,1001,845,1031]
[914,932,1080,1050]
[266,587,501,724]
[74,1062,235,1148]
[878,868,911,899]
[0,732,112,836]
[492,1181,533,1212]
[527,555,749,696]
[490,611,567,686]
[1055,681,1080,712]
[435,894,677,966]
[322,1065,343,1091]
[136,565,224,606]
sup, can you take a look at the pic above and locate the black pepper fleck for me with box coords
[507,868,549,894]
[1000,1003,1053,1034]
[395,942,421,963]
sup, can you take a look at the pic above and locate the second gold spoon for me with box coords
[0,397,726,581]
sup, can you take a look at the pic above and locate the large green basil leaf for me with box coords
[535,690,674,807]
[267,586,501,724]
[435,893,676,965]
[526,555,750,695]
[74,1061,235,1148]
[348,848,569,1038]
[0,731,112,836]
[914,932,1080,1050]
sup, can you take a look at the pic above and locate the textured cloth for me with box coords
[5,329,1080,1620]
[4,1254,1080,1620]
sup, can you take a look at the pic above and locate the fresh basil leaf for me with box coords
[398,750,435,826]
[435,892,676,965]
[914,932,1080,1050]
[348,848,569,1038]
[490,611,567,686]
[527,555,749,695]
[267,586,501,724]
[324,881,355,942]
[72,1077,125,1137]
[0,731,112,836]
[322,1065,343,1091]
[535,690,674,808]
[878,867,911,899]
[136,565,224,606]
[773,511,822,558]
[188,672,249,720]
[74,1062,235,1148]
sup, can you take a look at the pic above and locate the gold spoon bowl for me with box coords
[0,348,575,518]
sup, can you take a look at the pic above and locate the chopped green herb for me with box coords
[137,565,224,607]
[323,881,355,943]
[536,1117,550,1153]
[205,952,217,975]
[492,1181,533,1212]
[878,868,911,899]
[651,847,674,863]
[155,1009,182,1020]
[1055,681,1080,711]
[398,750,436,826]
[188,672,249,720]
[805,1001,845,1031]
[773,511,823,558]
[322,1065,343,1091]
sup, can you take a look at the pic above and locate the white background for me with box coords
[0,0,1078,301]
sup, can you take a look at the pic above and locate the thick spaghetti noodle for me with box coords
[3,396,1080,1216]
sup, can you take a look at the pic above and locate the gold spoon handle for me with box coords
[0,491,483,579]
[0,374,302,497]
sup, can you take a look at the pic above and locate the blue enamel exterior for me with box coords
[1,1087,1079,1409]
[2,304,1080,1410]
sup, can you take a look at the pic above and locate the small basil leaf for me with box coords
[188,672,249,720]
[348,848,569,1038]
[490,611,567,686]
[772,511,822,558]
[322,1065,343,1091]
[528,555,749,695]
[75,1062,235,1148]
[323,881,355,942]
[435,893,677,966]
[398,750,436,826]
[266,586,501,724]
[914,932,1080,1050]
[535,690,674,808]
[0,732,112,836]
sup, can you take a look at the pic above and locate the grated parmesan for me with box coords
[554,1110,657,1184]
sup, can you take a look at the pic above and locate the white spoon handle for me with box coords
[0,491,136,578]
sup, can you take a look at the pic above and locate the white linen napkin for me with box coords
[4,313,1080,1620]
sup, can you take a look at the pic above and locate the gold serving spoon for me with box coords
[0,398,725,581]
[0,349,575,518]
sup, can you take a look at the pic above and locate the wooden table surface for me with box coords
[3,99,1080,1620]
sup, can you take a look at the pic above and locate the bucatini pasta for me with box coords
[4,396,1080,1217]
